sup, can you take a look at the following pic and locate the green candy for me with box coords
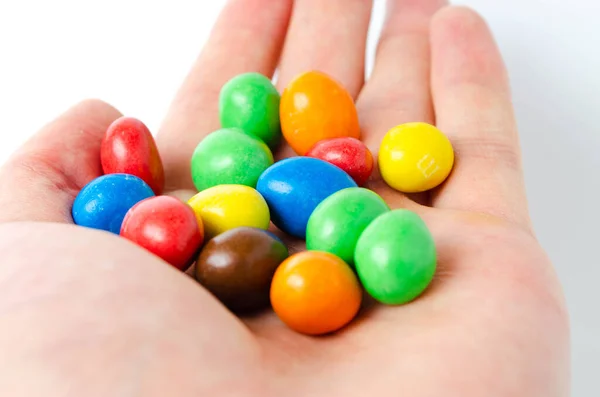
[306,188,390,266]
[219,73,281,148]
[354,209,436,305]
[191,128,273,192]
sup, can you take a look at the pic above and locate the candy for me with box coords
[306,188,389,266]
[256,157,357,238]
[354,209,436,305]
[219,73,281,148]
[187,184,270,239]
[280,71,360,155]
[72,174,154,234]
[270,251,362,335]
[68,70,446,336]
[196,227,288,312]
[101,116,164,195]
[120,196,204,271]
[191,128,274,192]
[306,137,374,186]
[379,122,454,193]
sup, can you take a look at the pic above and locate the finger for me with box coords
[272,0,373,160]
[359,0,446,141]
[156,0,293,191]
[357,0,447,207]
[0,99,122,223]
[430,7,530,227]
[275,0,373,98]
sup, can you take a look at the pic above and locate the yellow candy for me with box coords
[379,122,454,193]
[188,184,270,239]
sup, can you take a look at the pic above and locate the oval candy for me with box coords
[120,196,204,271]
[191,128,274,192]
[196,227,288,313]
[72,173,155,234]
[187,184,270,239]
[379,122,454,193]
[270,251,362,335]
[354,209,436,305]
[306,137,374,186]
[256,157,357,238]
[219,72,281,148]
[306,188,390,266]
[280,71,360,155]
[101,117,165,195]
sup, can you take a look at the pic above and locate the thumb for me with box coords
[0,99,122,223]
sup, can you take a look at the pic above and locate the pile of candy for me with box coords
[72,70,454,336]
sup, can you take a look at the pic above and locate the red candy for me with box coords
[120,196,204,271]
[306,137,374,186]
[101,117,165,195]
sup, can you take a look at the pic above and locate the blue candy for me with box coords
[256,157,357,238]
[72,174,155,234]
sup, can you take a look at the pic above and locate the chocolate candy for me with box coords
[379,122,454,193]
[120,196,204,271]
[191,128,274,192]
[219,72,281,148]
[306,137,374,186]
[101,116,165,195]
[256,157,357,238]
[270,251,362,335]
[65,70,446,337]
[355,209,436,305]
[187,184,270,240]
[196,227,289,312]
[280,71,360,155]
[306,188,390,266]
[72,173,155,234]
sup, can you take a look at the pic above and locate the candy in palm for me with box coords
[71,70,454,335]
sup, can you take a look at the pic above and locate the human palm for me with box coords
[0,1,569,396]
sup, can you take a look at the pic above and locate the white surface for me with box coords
[0,0,597,394]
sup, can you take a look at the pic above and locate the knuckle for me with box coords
[3,152,78,195]
[452,135,521,170]
[357,92,433,135]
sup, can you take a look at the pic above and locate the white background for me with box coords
[0,0,597,394]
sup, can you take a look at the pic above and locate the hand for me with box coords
[0,1,569,396]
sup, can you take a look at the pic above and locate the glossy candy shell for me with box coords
[72,174,155,234]
[120,196,204,271]
[306,137,374,186]
[306,188,390,266]
[256,157,357,238]
[270,251,362,335]
[355,209,436,305]
[187,184,270,239]
[101,117,165,195]
[219,72,281,148]
[195,227,288,313]
[191,128,274,192]
[280,71,360,155]
[379,122,454,193]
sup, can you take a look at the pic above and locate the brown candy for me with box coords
[195,227,288,313]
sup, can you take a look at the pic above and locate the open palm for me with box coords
[0,1,569,396]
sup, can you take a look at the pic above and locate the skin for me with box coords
[0,1,569,396]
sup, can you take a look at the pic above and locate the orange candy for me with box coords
[280,71,361,155]
[270,251,362,335]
